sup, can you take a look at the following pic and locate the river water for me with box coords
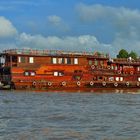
[0,89,140,140]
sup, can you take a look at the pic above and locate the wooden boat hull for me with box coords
[0,49,140,91]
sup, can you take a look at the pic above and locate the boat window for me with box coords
[109,77,114,81]
[58,58,64,64]
[58,58,62,64]
[120,77,123,81]
[120,66,123,71]
[54,71,58,76]
[94,60,98,66]
[74,58,78,64]
[53,71,64,76]
[67,58,71,64]
[19,56,25,63]
[98,76,103,80]
[59,72,64,76]
[29,57,34,63]
[115,66,118,70]
[30,71,36,76]
[52,58,57,64]
[138,77,140,81]
[24,71,29,76]
[65,58,67,64]
[0,56,5,64]
[111,66,114,70]
[89,60,92,65]
[116,77,119,81]
[74,75,81,80]
[18,57,21,63]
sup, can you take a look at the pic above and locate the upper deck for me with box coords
[111,58,140,66]
[1,49,109,59]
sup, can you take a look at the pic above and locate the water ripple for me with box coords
[0,90,140,139]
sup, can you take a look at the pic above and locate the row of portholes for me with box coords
[32,81,81,87]
[32,81,140,87]
[89,81,140,87]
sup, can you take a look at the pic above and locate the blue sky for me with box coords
[0,0,140,56]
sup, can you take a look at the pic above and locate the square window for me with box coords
[58,58,63,64]
[74,58,78,64]
[18,57,21,63]
[109,77,114,81]
[30,72,35,76]
[67,58,71,64]
[54,71,58,76]
[89,60,92,65]
[24,71,29,76]
[19,56,25,63]
[29,57,34,63]
[59,72,64,76]
[120,77,123,81]
[52,58,57,64]
[116,77,119,81]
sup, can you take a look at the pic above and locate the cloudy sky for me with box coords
[0,0,140,56]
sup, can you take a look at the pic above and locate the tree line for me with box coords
[117,49,138,59]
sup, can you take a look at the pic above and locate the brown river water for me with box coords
[0,89,140,140]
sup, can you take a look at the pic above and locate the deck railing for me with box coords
[2,49,109,58]
[113,58,140,64]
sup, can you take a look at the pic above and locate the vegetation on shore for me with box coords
[117,49,138,59]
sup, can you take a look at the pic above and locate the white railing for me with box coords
[2,49,109,58]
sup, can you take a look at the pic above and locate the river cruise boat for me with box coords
[0,49,140,90]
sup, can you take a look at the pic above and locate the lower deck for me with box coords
[0,78,140,90]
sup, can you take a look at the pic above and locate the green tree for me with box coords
[117,49,129,58]
[128,51,137,60]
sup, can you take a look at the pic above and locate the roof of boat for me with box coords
[1,49,109,59]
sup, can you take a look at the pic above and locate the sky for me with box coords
[0,0,140,56]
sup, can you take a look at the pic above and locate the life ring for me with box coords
[91,65,95,69]
[102,81,106,86]
[114,82,118,87]
[137,82,140,87]
[118,71,121,74]
[90,81,94,86]
[32,81,36,86]
[48,82,52,86]
[126,82,129,86]
[130,71,133,75]
[77,81,81,86]
[61,81,66,86]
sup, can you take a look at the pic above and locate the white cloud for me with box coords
[0,16,17,38]
[48,15,70,32]
[0,14,140,57]
[17,33,111,53]
[48,15,62,26]
[77,4,140,23]
[76,4,140,37]
[76,3,140,55]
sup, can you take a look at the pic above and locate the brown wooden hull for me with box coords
[11,80,140,90]
[0,49,140,91]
